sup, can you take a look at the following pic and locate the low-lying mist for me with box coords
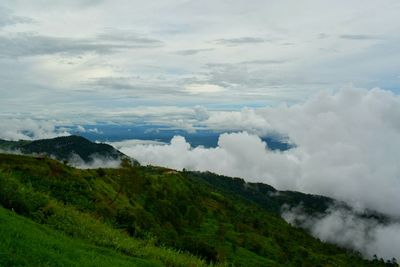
[66,153,121,169]
[282,205,400,260]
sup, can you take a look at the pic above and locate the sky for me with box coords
[1,0,400,126]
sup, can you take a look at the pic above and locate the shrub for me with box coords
[0,171,49,215]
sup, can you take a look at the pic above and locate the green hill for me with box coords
[0,135,126,164]
[185,171,389,224]
[0,153,393,266]
[186,171,334,216]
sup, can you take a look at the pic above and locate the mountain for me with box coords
[186,171,333,215]
[0,152,394,266]
[0,135,126,164]
[185,171,389,223]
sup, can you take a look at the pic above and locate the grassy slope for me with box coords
[186,171,390,224]
[0,153,391,266]
[0,207,159,267]
[186,171,334,215]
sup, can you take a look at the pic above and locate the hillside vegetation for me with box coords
[0,153,394,266]
[0,135,124,163]
[0,207,160,267]
[187,171,389,224]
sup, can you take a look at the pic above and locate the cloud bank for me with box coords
[112,87,400,219]
[109,87,400,260]
[282,205,400,260]
[0,118,70,140]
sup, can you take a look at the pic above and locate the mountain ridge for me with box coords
[0,135,128,164]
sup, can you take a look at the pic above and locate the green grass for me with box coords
[0,171,209,267]
[0,206,160,267]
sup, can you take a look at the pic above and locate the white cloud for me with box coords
[184,83,225,94]
[67,153,121,169]
[112,87,400,260]
[203,107,271,135]
[282,205,400,260]
[109,139,165,148]
[77,125,86,132]
[111,87,400,219]
[2,1,400,117]
[0,118,70,140]
[111,132,301,190]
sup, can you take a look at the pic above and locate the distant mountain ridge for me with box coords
[0,135,126,164]
[186,171,334,216]
[185,171,390,224]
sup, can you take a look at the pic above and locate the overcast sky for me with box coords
[1,0,400,125]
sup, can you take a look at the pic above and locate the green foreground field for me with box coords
[0,207,160,267]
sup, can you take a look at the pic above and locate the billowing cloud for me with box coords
[0,118,70,140]
[202,107,270,134]
[76,125,102,134]
[67,153,121,169]
[111,87,400,219]
[108,87,400,260]
[113,131,298,184]
[282,205,400,260]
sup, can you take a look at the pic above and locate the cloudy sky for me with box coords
[1,0,400,125]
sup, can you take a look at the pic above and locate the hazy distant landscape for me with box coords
[67,124,292,151]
